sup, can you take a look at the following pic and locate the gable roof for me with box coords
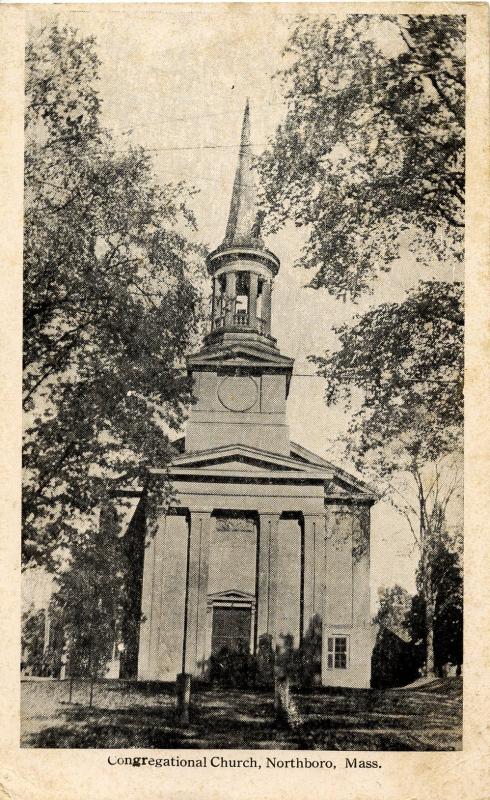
[290,441,376,500]
[151,440,376,502]
[153,442,332,482]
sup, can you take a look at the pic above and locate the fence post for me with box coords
[176,673,192,724]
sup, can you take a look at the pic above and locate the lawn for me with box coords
[21,676,462,751]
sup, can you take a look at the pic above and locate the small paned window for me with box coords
[327,636,348,669]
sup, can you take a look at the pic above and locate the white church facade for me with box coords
[118,102,376,689]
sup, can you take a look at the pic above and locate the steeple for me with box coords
[206,100,280,344]
[223,99,263,247]
[185,100,294,456]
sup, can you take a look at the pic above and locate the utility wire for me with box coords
[113,101,288,130]
[141,141,269,153]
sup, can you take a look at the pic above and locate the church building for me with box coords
[120,102,376,689]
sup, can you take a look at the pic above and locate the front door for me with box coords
[211,606,252,656]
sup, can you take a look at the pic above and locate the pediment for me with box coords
[207,589,255,607]
[196,458,278,474]
[168,444,331,478]
[154,442,375,501]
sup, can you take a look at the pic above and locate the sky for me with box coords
[27,4,464,608]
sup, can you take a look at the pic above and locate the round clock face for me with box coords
[217,376,258,412]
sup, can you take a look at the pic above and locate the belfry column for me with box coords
[183,509,211,676]
[224,271,236,326]
[256,513,280,647]
[211,276,216,324]
[248,271,258,328]
[262,279,272,334]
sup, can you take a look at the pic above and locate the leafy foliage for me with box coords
[313,280,463,474]
[23,24,205,566]
[21,607,47,675]
[409,528,463,672]
[261,14,465,676]
[21,604,64,677]
[373,585,412,633]
[314,280,463,675]
[49,505,126,678]
[373,531,462,685]
[258,14,464,299]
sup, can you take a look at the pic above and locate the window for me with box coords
[235,272,249,318]
[327,636,348,669]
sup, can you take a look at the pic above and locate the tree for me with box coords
[50,506,125,694]
[313,281,463,674]
[23,23,205,567]
[259,16,465,676]
[258,14,464,299]
[371,586,419,688]
[408,526,463,675]
[373,585,412,634]
[21,607,46,676]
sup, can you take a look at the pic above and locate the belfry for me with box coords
[122,102,375,688]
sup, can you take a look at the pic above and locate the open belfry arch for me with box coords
[121,101,376,688]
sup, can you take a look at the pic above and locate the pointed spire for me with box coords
[223,99,263,247]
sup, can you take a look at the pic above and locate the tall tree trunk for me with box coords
[425,587,436,677]
[418,480,436,678]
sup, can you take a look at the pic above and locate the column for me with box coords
[211,276,216,328]
[224,271,236,327]
[262,279,272,334]
[256,513,280,647]
[302,514,327,637]
[183,509,211,676]
[248,271,258,329]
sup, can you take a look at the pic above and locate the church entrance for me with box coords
[208,599,255,687]
[211,606,252,656]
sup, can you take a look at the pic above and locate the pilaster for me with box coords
[256,512,280,646]
[183,509,212,676]
[302,514,326,637]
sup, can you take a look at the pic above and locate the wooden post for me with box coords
[176,672,192,725]
[274,674,291,725]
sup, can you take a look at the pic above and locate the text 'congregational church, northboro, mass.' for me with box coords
[113,102,376,688]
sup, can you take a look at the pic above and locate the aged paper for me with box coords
[1,2,489,798]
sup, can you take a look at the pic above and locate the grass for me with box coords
[21,676,462,751]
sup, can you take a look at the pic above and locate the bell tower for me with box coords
[185,100,294,456]
[207,98,277,343]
